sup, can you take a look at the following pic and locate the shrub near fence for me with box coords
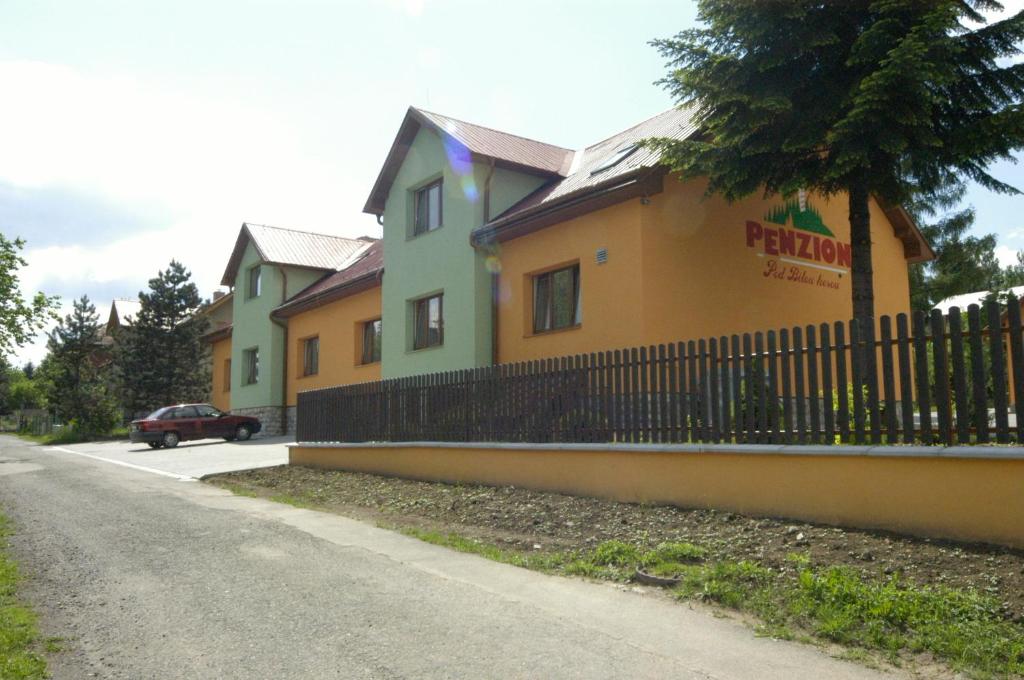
[298,299,1024,446]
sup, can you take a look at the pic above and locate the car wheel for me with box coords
[162,431,180,448]
[235,425,252,442]
[147,442,161,449]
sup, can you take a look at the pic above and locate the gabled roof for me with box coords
[220,223,372,286]
[200,291,233,317]
[363,107,574,215]
[273,240,384,318]
[470,105,934,263]
[472,106,699,244]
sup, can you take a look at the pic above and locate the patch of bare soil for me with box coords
[210,465,1024,620]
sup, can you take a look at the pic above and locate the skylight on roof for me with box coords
[590,143,639,175]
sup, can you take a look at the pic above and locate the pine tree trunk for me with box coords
[849,178,875,323]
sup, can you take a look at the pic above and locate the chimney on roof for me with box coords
[212,291,225,301]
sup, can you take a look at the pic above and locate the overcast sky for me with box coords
[4,0,1024,367]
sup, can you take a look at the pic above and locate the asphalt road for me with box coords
[0,435,899,680]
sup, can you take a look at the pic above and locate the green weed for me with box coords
[0,515,48,679]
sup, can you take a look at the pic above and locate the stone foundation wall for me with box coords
[285,406,297,437]
[231,405,287,437]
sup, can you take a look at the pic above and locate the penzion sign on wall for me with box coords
[745,192,850,291]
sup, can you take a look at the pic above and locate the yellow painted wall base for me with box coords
[289,443,1024,549]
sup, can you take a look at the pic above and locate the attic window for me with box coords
[590,143,639,175]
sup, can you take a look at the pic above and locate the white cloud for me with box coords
[381,0,430,16]
[0,60,378,366]
[995,244,1020,268]
[418,47,442,70]
[0,60,352,225]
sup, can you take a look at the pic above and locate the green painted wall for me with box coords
[381,126,548,378]
[229,241,323,409]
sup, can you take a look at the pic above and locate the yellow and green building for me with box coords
[206,105,932,435]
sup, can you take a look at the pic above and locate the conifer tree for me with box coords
[651,0,1024,321]
[116,261,210,414]
[45,296,117,435]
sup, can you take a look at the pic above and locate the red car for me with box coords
[129,404,262,449]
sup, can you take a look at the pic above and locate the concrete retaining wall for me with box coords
[289,441,1024,549]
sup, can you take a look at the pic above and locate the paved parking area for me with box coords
[44,435,291,480]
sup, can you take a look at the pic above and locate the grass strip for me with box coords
[15,427,129,446]
[0,514,47,680]
[403,530,1024,677]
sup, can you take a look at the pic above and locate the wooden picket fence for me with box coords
[297,299,1024,446]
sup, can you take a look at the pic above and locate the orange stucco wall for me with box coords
[210,335,232,413]
[286,286,382,406]
[495,176,913,364]
[290,443,1024,549]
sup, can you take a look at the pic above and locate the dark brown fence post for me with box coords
[819,323,835,444]
[948,308,970,444]
[895,314,914,444]
[730,335,743,443]
[666,344,679,443]
[930,309,952,446]
[697,339,709,442]
[657,344,669,444]
[911,311,931,444]
[1007,297,1024,442]
[863,318,881,445]
[754,332,767,444]
[742,333,754,444]
[987,301,1010,443]
[639,346,651,443]
[968,305,989,444]
[850,318,866,445]
[779,328,794,444]
[793,326,807,444]
[709,338,721,443]
[718,336,731,443]
[879,315,898,443]
[806,325,820,445]
[766,330,780,444]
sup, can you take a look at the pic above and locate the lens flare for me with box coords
[442,135,478,202]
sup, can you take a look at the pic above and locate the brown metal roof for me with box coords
[474,106,699,240]
[471,105,934,263]
[272,240,384,318]
[363,107,574,215]
[220,223,370,287]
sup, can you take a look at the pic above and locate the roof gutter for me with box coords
[472,166,667,246]
[273,266,290,435]
[271,271,383,321]
[482,158,499,366]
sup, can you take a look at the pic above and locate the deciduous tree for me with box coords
[0,234,58,354]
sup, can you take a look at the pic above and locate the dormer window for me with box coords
[414,180,443,235]
[590,143,639,175]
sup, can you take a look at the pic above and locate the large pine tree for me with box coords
[116,261,210,414]
[651,0,1024,321]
